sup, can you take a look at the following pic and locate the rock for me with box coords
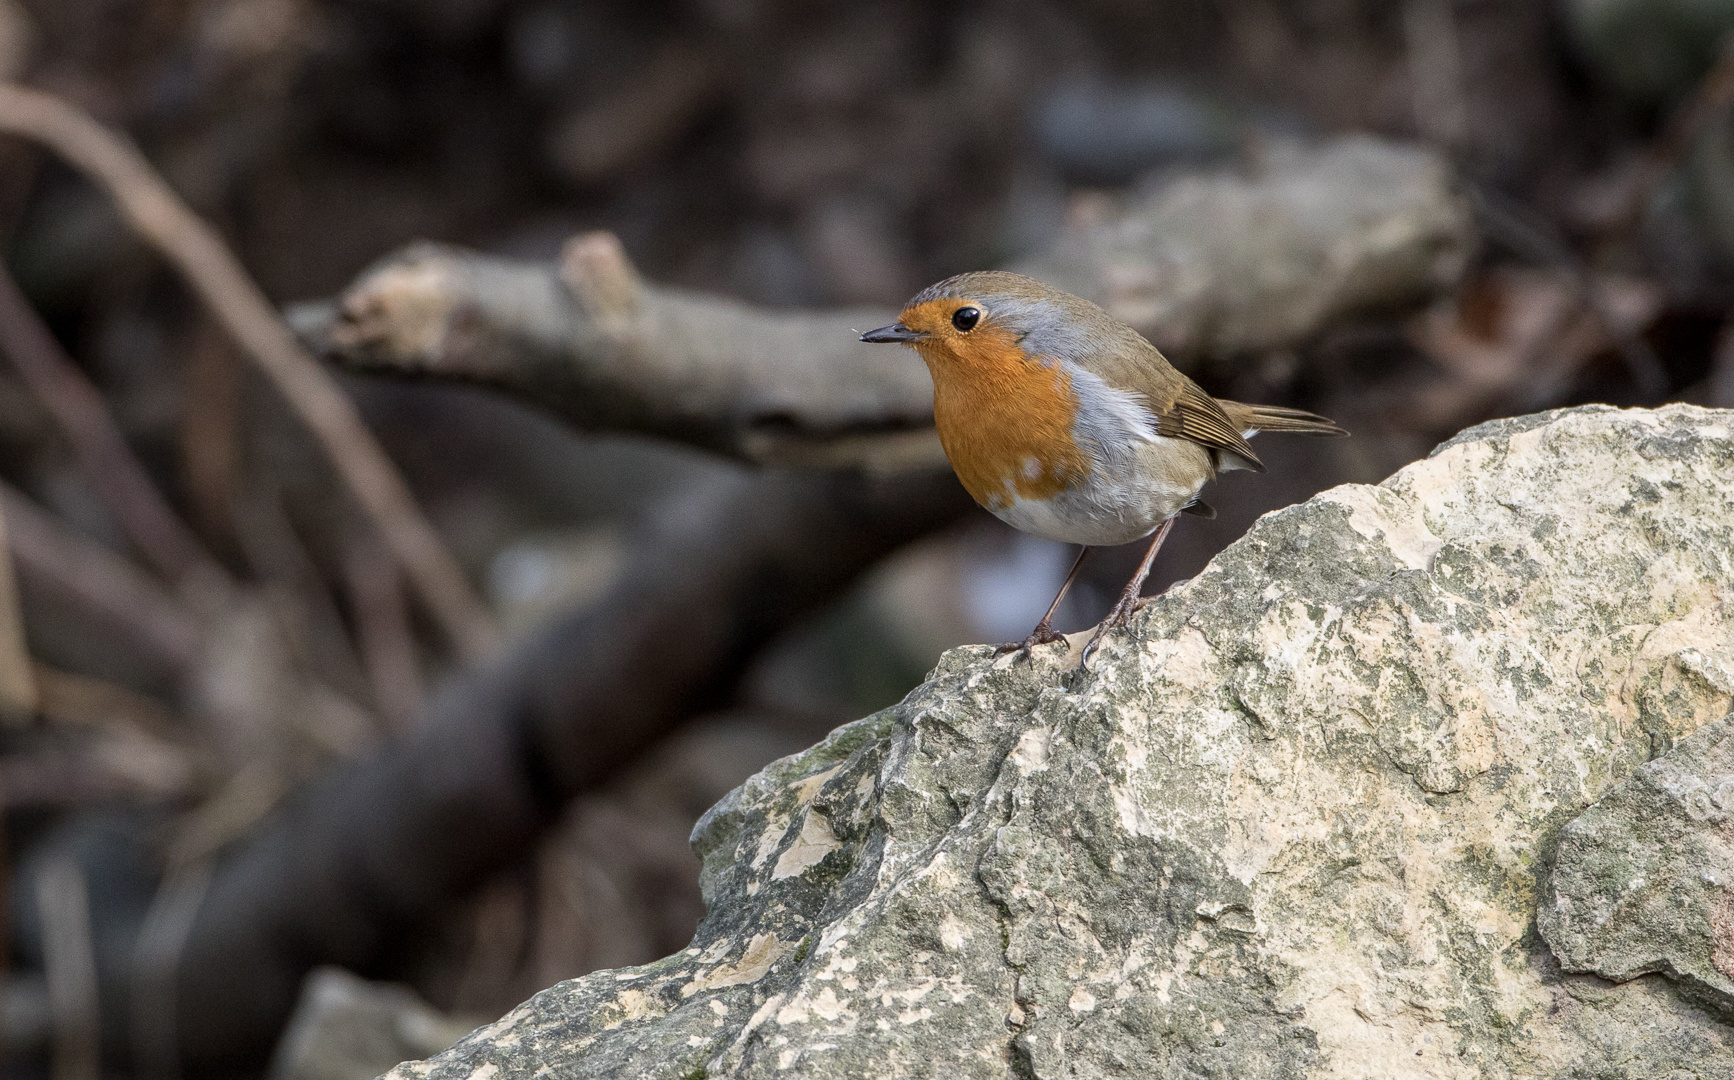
[1539,711,1734,1010]
[269,968,478,1080]
[385,404,1734,1080]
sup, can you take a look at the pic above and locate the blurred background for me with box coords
[0,0,1729,1076]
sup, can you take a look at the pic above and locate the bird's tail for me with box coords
[1218,401,1349,438]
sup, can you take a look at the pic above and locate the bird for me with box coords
[859,271,1346,665]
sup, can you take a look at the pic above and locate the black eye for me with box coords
[952,306,981,332]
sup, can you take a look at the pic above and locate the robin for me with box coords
[860,271,1345,664]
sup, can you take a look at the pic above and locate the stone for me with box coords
[386,404,1734,1079]
[270,968,477,1080]
[1539,710,1734,1011]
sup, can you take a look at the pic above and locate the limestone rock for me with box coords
[270,968,476,1080]
[1539,711,1734,1010]
[387,404,1734,1079]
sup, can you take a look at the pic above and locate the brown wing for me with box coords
[1063,315,1266,471]
[1215,400,1348,437]
[1151,381,1265,472]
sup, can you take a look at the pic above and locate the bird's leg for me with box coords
[1080,517,1175,667]
[996,546,1090,658]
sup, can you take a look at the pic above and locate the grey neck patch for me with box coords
[1066,362,1158,458]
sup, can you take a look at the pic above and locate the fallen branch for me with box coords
[304,138,1474,465]
[0,84,500,662]
[301,231,941,469]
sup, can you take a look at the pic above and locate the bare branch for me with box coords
[0,737,200,808]
[304,139,1473,464]
[304,232,940,468]
[0,83,500,662]
[0,497,35,720]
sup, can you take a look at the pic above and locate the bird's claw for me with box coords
[1079,593,1142,667]
[995,623,1066,661]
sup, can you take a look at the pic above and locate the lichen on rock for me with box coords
[386,404,1734,1079]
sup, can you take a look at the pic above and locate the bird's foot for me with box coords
[1080,591,1142,668]
[994,622,1066,661]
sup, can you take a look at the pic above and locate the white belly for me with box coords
[990,436,1209,547]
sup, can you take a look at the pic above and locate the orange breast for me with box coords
[915,323,1090,511]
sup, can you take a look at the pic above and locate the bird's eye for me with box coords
[952,306,981,332]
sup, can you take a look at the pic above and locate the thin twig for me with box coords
[179,322,243,547]
[0,84,500,661]
[344,531,423,733]
[0,497,35,722]
[0,735,199,807]
[32,663,178,736]
[231,480,369,702]
[545,41,725,184]
[0,256,378,775]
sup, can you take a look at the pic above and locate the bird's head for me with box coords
[859,271,1124,374]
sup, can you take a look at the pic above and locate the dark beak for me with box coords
[859,322,924,343]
